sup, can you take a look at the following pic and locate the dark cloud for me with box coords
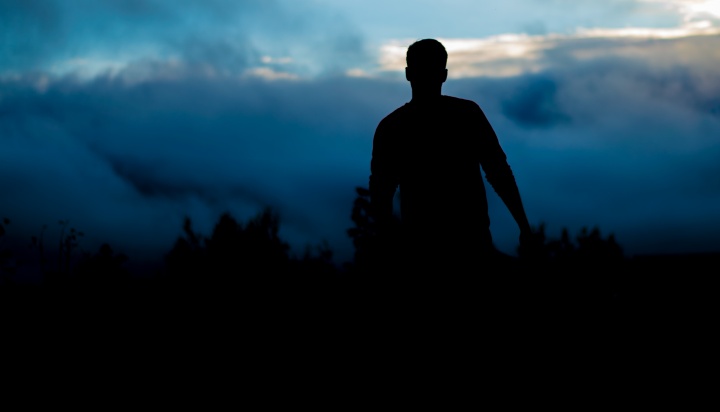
[0,72,403,264]
[500,75,571,128]
[0,0,63,69]
[0,0,369,78]
[177,37,259,74]
[2,17,720,269]
[444,34,720,255]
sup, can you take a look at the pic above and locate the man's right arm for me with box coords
[369,119,399,230]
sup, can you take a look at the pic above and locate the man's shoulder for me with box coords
[441,95,481,110]
[376,96,482,129]
[377,103,412,127]
[387,102,414,117]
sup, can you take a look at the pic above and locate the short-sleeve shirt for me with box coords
[370,95,513,253]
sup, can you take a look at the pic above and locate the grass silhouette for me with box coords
[0,190,717,326]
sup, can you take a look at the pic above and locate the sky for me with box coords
[1,0,720,269]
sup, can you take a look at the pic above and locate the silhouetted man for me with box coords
[369,38,533,279]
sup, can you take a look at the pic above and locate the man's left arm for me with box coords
[475,106,533,238]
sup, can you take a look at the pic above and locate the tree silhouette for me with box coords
[517,223,624,268]
[163,206,341,290]
[203,208,291,284]
[73,243,130,288]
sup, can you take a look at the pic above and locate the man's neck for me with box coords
[410,82,443,103]
[411,91,443,104]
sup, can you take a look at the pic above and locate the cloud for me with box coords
[378,35,552,78]
[500,75,571,128]
[0,0,369,80]
[375,16,720,78]
[2,0,720,271]
[0,0,64,70]
[0,71,406,265]
[3,29,720,267]
[640,0,720,23]
[440,33,720,254]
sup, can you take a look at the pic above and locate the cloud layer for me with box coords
[2,0,720,269]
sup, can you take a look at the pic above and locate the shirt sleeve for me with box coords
[474,104,517,199]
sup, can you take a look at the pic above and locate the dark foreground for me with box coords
[1,256,716,398]
[3,253,716,334]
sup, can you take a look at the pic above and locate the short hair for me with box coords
[406,39,447,69]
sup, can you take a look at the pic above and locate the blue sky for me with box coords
[2,0,720,267]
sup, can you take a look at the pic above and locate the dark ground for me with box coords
[3,251,716,334]
[1,254,715,398]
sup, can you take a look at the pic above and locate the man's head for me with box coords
[405,39,448,94]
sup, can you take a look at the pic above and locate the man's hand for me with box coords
[518,228,545,261]
[519,229,534,246]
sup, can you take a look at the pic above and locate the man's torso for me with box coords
[378,95,492,247]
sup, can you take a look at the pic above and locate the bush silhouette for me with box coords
[73,243,130,288]
[517,223,624,269]
[163,207,339,289]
